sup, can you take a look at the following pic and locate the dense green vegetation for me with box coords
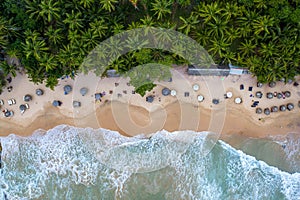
[0,0,300,94]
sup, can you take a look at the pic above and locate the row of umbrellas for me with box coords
[257,80,294,88]
[255,91,291,99]
[256,103,295,115]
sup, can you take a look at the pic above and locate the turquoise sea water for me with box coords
[0,125,299,199]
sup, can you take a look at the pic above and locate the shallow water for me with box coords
[0,125,299,199]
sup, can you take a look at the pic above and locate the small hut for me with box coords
[235,97,242,104]
[193,84,199,91]
[212,99,219,105]
[280,105,286,111]
[64,85,72,94]
[73,101,81,108]
[197,95,204,102]
[257,82,263,88]
[255,91,263,98]
[23,94,32,102]
[287,103,294,111]
[277,93,283,99]
[264,108,271,115]
[269,81,276,88]
[146,95,154,103]
[170,90,177,96]
[36,89,44,96]
[267,93,273,99]
[256,108,262,114]
[284,91,291,98]
[162,88,171,96]
[271,106,278,112]
[80,87,88,96]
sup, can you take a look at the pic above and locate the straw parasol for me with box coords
[264,108,270,115]
[284,91,291,98]
[23,94,32,102]
[170,90,177,96]
[257,82,263,88]
[234,97,242,104]
[19,104,27,111]
[271,106,278,112]
[277,93,283,99]
[64,85,72,94]
[197,95,204,102]
[287,103,294,111]
[255,91,263,98]
[256,108,262,114]
[193,84,199,91]
[267,93,273,99]
[269,81,276,88]
[280,105,286,111]
[162,88,171,96]
[80,87,88,96]
[226,92,233,98]
[212,99,219,104]
[36,89,44,96]
[73,101,81,108]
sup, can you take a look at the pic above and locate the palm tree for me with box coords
[258,42,277,58]
[68,29,81,45]
[100,0,118,12]
[151,0,172,20]
[178,14,199,35]
[45,26,63,46]
[89,18,108,38]
[39,0,61,23]
[80,0,95,8]
[25,0,43,22]
[238,39,256,57]
[253,15,275,36]
[63,10,83,30]
[196,2,223,24]
[208,36,230,58]
[39,53,58,72]
[22,31,49,60]
[222,2,242,21]
[206,15,228,38]
[237,10,259,37]
[81,29,100,51]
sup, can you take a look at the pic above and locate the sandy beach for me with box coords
[0,67,299,138]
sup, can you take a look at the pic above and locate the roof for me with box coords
[106,69,120,77]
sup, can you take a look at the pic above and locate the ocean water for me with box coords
[0,125,299,200]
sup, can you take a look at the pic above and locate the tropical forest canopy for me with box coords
[0,0,300,93]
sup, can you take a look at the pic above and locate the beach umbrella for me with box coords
[255,91,263,98]
[287,103,294,111]
[287,79,293,84]
[267,93,273,99]
[64,85,72,94]
[193,84,199,91]
[212,99,219,105]
[80,87,88,96]
[256,108,262,114]
[52,100,61,107]
[162,88,171,96]
[226,92,233,98]
[271,106,278,112]
[269,81,276,88]
[257,82,263,88]
[146,95,154,103]
[264,108,270,115]
[95,93,102,100]
[36,89,44,96]
[277,93,283,99]
[4,110,13,117]
[197,95,204,102]
[19,104,27,111]
[73,101,81,108]
[23,94,32,102]
[170,90,177,96]
[234,97,242,104]
[284,91,291,98]
[280,105,286,111]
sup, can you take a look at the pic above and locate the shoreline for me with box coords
[0,67,300,138]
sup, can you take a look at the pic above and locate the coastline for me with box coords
[0,67,299,138]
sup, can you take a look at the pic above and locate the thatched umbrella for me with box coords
[235,97,242,104]
[255,91,263,98]
[146,95,154,103]
[170,90,177,96]
[271,106,278,112]
[264,108,271,115]
[269,81,276,88]
[284,91,291,98]
[80,87,88,96]
[226,92,233,98]
[197,95,204,102]
[277,93,283,99]
[280,105,286,111]
[64,85,72,94]
[23,94,32,102]
[212,99,219,105]
[287,103,294,111]
[257,82,263,88]
[19,104,27,111]
[256,108,262,114]
[36,89,44,96]
[73,101,81,108]
[193,84,199,91]
[267,93,273,99]
[162,88,171,96]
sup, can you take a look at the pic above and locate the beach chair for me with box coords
[240,84,244,90]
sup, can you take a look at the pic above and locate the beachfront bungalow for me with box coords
[187,64,230,76]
